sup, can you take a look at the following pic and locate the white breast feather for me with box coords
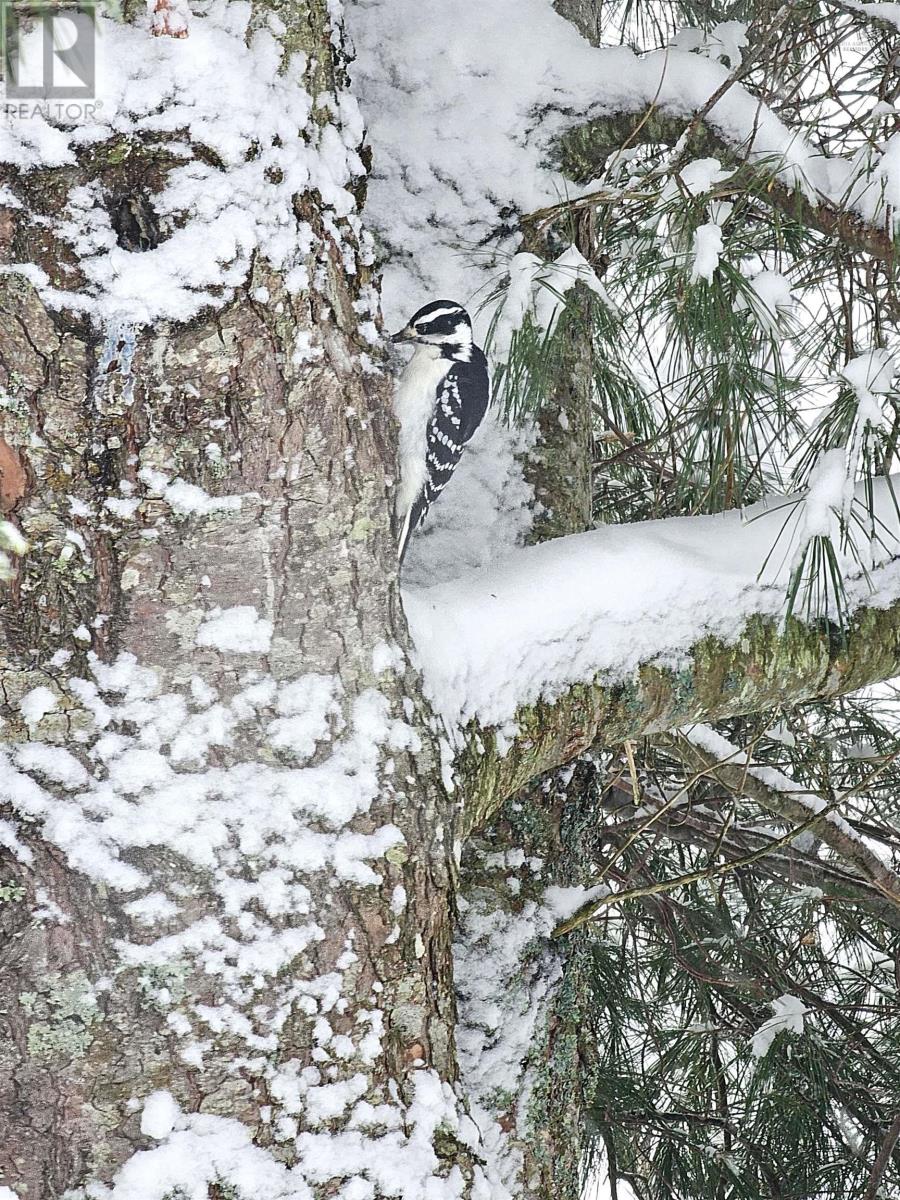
[394,345,449,516]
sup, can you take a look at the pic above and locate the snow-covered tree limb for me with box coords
[829,0,900,35]
[460,596,900,832]
[406,469,900,833]
[554,110,899,272]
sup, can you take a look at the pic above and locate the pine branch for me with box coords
[551,786,858,936]
[656,729,900,910]
[863,1114,900,1200]
[551,109,898,272]
[598,798,900,927]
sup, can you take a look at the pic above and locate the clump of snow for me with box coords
[196,606,273,654]
[801,448,847,541]
[840,346,898,461]
[371,641,405,676]
[735,269,794,335]
[138,468,243,517]
[267,674,342,760]
[705,21,749,70]
[675,157,732,197]
[0,819,34,865]
[124,892,181,926]
[691,223,724,283]
[18,686,57,727]
[491,245,611,364]
[751,994,808,1058]
[827,348,900,537]
[14,743,88,790]
[104,496,142,520]
[141,1090,181,1140]
[541,882,608,921]
[841,348,898,397]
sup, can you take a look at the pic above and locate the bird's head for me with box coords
[391,301,473,356]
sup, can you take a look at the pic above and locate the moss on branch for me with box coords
[461,601,900,834]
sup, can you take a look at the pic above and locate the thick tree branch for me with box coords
[461,600,900,833]
[519,211,597,544]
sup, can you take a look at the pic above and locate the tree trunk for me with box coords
[457,767,611,1200]
[0,6,473,1197]
[453,234,601,1199]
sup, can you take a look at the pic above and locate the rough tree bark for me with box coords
[0,5,470,1197]
[4,1,900,1197]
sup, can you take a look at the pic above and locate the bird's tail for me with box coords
[397,493,428,566]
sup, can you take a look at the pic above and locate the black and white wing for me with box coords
[398,348,490,563]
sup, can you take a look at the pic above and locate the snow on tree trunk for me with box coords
[449,259,600,1199]
[0,4,483,1197]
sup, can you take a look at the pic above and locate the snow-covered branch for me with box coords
[352,0,900,328]
[555,109,898,271]
[404,476,900,831]
[456,595,900,832]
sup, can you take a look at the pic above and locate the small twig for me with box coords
[595,754,739,887]
[664,732,900,908]
[861,1112,900,1200]
[553,795,846,937]
[554,752,899,937]
[623,739,641,807]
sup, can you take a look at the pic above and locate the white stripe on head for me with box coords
[417,306,465,322]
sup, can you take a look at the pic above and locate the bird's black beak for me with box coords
[391,326,416,344]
